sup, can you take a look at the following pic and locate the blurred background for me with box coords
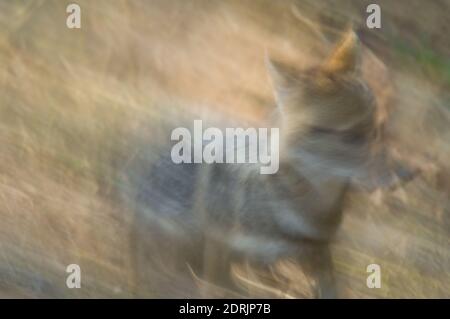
[0,0,449,298]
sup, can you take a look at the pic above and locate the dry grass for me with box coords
[0,0,448,298]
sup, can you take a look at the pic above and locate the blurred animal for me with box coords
[121,30,415,298]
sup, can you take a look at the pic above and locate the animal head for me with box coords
[267,30,416,189]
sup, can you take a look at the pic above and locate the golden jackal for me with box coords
[122,30,414,298]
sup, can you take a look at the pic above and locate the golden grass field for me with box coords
[0,0,449,298]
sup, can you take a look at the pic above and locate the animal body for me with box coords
[122,30,413,298]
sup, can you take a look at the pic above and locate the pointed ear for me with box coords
[265,54,299,108]
[265,54,296,90]
[322,30,361,75]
